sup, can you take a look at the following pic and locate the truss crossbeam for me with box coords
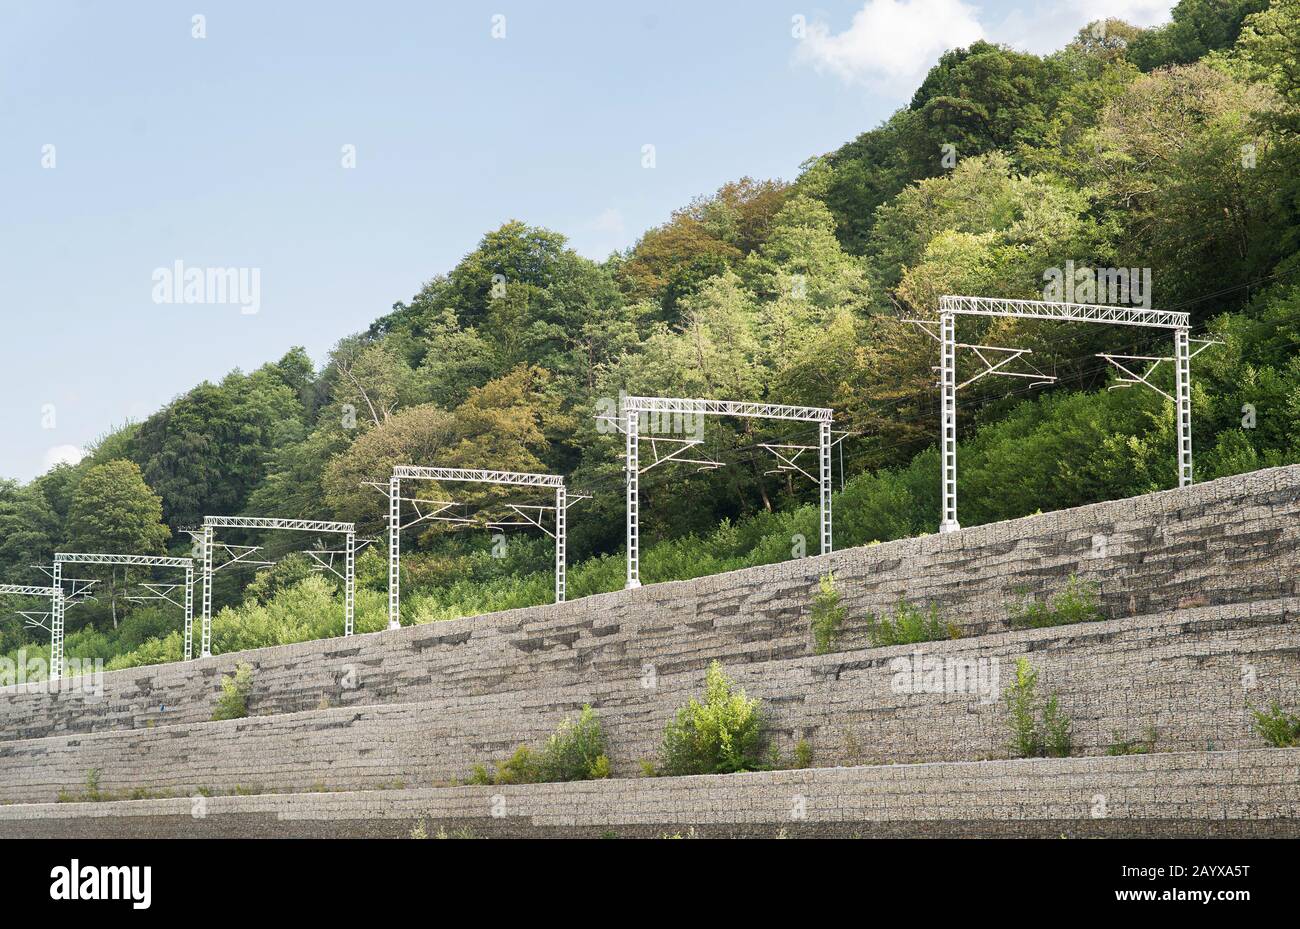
[939,295,1189,329]
[624,396,832,423]
[55,553,192,569]
[0,584,58,597]
[392,466,564,488]
[203,516,356,534]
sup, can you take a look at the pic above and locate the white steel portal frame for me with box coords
[387,467,568,630]
[0,584,64,680]
[619,396,834,590]
[55,553,196,661]
[928,295,1194,534]
[201,517,357,656]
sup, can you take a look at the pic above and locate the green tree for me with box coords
[66,460,171,627]
[1094,62,1282,316]
[1128,0,1269,70]
[0,481,60,586]
[134,355,309,526]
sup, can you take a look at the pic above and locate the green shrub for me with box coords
[1251,703,1300,747]
[1042,695,1073,758]
[1005,658,1043,758]
[587,753,611,779]
[493,745,542,785]
[794,738,813,769]
[810,573,848,655]
[104,631,184,671]
[658,661,766,776]
[433,826,480,839]
[866,600,952,647]
[471,706,612,784]
[1009,576,1105,629]
[539,705,610,781]
[211,663,254,721]
[1003,658,1073,758]
[243,553,319,605]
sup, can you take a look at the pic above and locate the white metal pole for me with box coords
[555,486,567,603]
[345,531,356,636]
[183,563,194,660]
[50,561,63,683]
[201,526,213,657]
[625,406,641,589]
[388,475,402,629]
[819,420,832,555]
[939,310,960,533]
[1174,327,1193,487]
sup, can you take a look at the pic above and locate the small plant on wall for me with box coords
[1004,658,1073,758]
[211,663,254,721]
[1250,703,1300,748]
[1008,576,1105,630]
[866,600,957,647]
[468,705,611,785]
[810,573,847,655]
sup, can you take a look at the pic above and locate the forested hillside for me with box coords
[3,0,1298,673]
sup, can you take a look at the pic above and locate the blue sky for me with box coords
[0,0,1175,481]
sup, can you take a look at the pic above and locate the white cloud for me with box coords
[794,1,1177,88]
[43,445,84,470]
[989,1,1174,55]
[1072,0,1172,29]
[794,0,986,91]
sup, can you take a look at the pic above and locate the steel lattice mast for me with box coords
[201,517,358,655]
[615,396,835,590]
[0,584,63,680]
[927,295,1201,534]
[54,553,196,660]
[386,466,569,630]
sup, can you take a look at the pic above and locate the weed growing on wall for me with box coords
[810,573,847,655]
[1004,658,1073,758]
[540,705,610,781]
[469,706,611,785]
[866,600,956,647]
[1251,703,1300,747]
[1009,576,1105,629]
[211,663,254,721]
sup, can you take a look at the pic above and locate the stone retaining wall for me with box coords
[2,749,1296,839]
[0,597,1295,805]
[3,465,1296,743]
